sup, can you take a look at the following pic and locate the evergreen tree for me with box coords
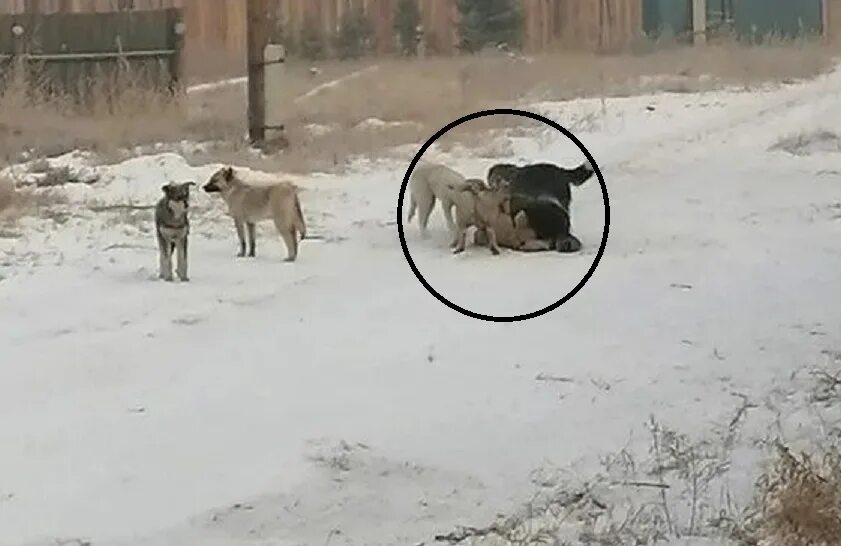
[334,9,374,60]
[456,0,523,53]
[394,0,422,56]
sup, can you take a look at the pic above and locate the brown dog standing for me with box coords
[203,166,307,262]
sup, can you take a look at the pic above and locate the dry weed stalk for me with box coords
[745,441,841,546]
[0,175,15,214]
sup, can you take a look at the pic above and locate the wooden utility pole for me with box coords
[246,0,270,146]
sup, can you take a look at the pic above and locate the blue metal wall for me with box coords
[642,0,693,41]
[732,0,822,41]
[643,0,823,43]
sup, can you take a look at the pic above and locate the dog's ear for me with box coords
[161,183,173,195]
[223,167,234,181]
[185,181,197,188]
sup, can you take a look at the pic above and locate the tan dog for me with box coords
[406,161,474,238]
[450,179,509,255]
[452,179,552,254]
[474,209,553,252]
[203,166,307,262]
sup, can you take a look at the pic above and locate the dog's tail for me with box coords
[294,194,307,240]
[569,160,596,186]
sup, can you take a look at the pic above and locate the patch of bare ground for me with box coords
[0,173,68,226]
[1,39,836,174]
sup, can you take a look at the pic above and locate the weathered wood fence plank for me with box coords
[0,8,185,100]
[181,0,643,61]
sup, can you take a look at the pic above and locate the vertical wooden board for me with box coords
[194,0,208,50]
[435,0,448,52]
[533,0,545,50]
[0,16,12,52]
[829,0,841,42]
[613,0,622,47]
[555,0,566,43]
[236,0,250,52]
[201,0,216,49]
[547,0,554,47]
[572,0,582,46]
[182,0,202,51]
[420,0,434,50]
[326,0,336,36]
[371,0,394,53]
[444,0,457,53]
[631,0,641,45]
[532,0,542,50]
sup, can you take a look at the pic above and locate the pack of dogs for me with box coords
[407,159,595,255]
[154,166,307,282]
[154,159,594,281]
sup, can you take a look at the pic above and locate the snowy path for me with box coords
[2,68,841,546]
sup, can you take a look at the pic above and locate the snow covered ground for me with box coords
[1,64,841,546]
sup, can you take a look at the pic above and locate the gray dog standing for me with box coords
[155,181,196,282]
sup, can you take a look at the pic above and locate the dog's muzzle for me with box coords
[203,183,220,193]
[167,198,189,216]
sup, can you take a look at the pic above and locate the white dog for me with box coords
[406,161,475,237]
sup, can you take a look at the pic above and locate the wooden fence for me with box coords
[0,0,184,13]
[182,0,644,60]
[0,7,185,102]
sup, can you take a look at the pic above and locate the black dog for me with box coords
[489,161,594,253]
[487,163,520,190]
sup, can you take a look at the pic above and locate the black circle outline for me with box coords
[397,108,610,322]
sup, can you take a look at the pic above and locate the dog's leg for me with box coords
[440,199,457,235]
[550,210,581,253]
[554,234,582,253]
[485,227,501,255]
[417,195,435,238]
[176,237,190,282]
[271,212,299,262]
[234,219,247,257]
[452,228,468,254]
[280,228,298,262]
[449,217,462,248]
[246,222,257,258]
[157,232,174,282]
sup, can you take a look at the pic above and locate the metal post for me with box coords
[693,0,707,45]
[247,0,270,146]
[169,12,187,95]
[11,23,26,85]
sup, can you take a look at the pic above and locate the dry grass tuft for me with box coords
[181,40,841,173]
[747,441,841,546]
[0,176,15,214]
[0,72,192,162]
[0,173,69,225]
[1,39,836,174]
